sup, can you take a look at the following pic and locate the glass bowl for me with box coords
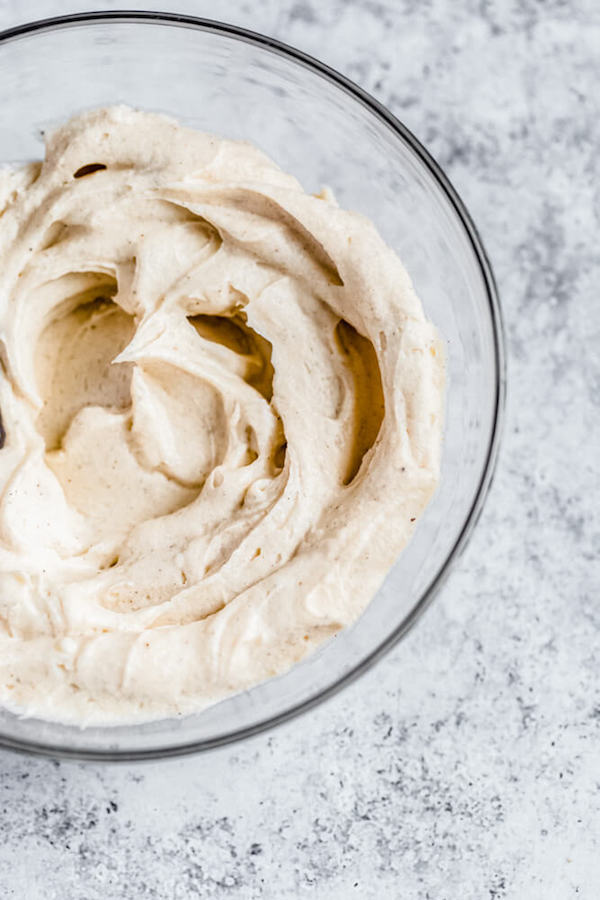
[0,12,505,760]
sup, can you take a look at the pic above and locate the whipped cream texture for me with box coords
[0,107,444,723]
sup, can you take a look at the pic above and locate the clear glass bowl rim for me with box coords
[0,10,506,761]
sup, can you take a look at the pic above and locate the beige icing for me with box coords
[0,107,444,724]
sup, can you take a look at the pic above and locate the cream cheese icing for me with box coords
[0,107,444,724]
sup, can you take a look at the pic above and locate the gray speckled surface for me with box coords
[0,1,599,897]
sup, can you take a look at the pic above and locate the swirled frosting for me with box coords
[0,107,444,724]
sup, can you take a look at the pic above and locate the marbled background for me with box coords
[0,1,598,898]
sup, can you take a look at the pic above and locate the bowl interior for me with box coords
[0,14,503,759]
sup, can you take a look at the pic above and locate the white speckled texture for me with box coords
[0,1,598,898]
